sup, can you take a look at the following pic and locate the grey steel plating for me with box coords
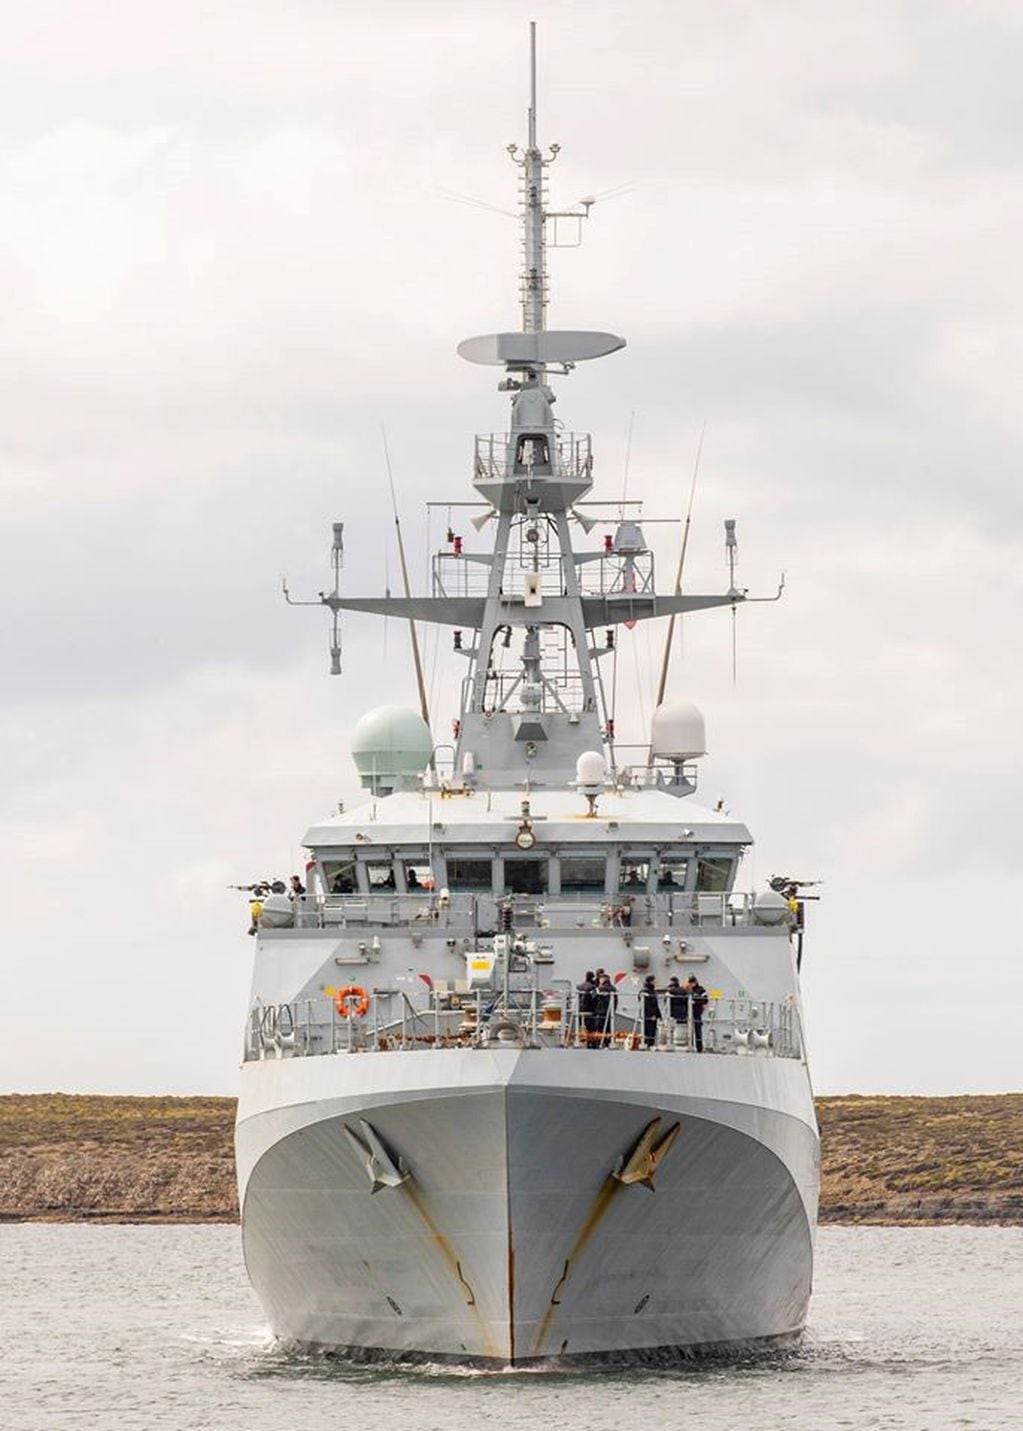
[236,22,818,1366]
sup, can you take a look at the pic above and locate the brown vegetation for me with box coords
[1,1091,1020,1224]
[817,1093,1023,1225]
[0,1094,237,1223]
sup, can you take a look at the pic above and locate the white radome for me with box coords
[350,705,433,792]
[575,749,606,788]
[651,700,707,761]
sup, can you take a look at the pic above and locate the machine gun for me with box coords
[769,876,821,971]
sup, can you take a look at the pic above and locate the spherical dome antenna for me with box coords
[575,750,605,790]
[650,700,707,762]
[351,706,433,794]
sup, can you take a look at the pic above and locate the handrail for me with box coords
[473,430,592,482]
[243,989,803,1062]
[271,889,794,934]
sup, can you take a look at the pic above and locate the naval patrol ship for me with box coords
[235,27,819,1364]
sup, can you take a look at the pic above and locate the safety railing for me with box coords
[243,990,803,1063]
[431,553,568,600]
[614,756,700,793]
[431,554,494,599]
[473,431,593,484]
[576,550,655,598]
[475,668,588,715]
[284,892,478,931]
[263,890,793,934]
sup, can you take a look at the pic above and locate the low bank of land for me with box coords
[1,1092,1020,1225]
[815,1094,1022,1224]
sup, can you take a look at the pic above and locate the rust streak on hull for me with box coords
[401,1181,495,1358]
[532,1173,623,1356]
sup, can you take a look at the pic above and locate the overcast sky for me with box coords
[2,0,1020,1097]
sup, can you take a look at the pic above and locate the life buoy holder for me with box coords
[334,984,370,1019]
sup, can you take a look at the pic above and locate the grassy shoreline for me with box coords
[1,1092,1020,1226]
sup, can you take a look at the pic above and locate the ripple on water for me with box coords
[2,1225,1021,1431]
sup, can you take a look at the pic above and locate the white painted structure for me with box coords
[236,25,818,1366]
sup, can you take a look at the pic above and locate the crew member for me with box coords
[593,973,617,1047]
[684,974,708,1053]
[576,970,597,1047]
[612,895,634,927]
[640,975,661,1048]
[666,975,686,1025]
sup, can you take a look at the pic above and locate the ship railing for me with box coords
[664,891,794,930]
[432,554,496,599]
[473,668,588,716]
[243,990,803,1061]
[613,756,700,793]
[472,431,593,483]
[267,891,792,936]
[576,549,655,598]
[288,892,478,931]
[432,554,567,600]
[463,666,589,721]
[506,891,790,930]
[293,891,793,934]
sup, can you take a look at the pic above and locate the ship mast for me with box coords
[518,21,547,335]
[296,26,749,791]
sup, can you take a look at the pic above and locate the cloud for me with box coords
[2,0,1021,1095]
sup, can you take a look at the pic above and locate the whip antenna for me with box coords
[382,426,432,730]
[619,410,635,520]
[654,421,705,710]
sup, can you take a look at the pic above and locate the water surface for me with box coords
[4,1225,1021,1429]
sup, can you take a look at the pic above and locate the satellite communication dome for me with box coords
[351,706,433,793]
[575,750,606,790]
[650,700,707,761]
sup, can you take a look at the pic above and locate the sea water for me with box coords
[3,1225,1021,1430]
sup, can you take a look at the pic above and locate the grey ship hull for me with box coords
[237,1050,818,1364]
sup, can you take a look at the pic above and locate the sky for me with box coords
[2,0,1021,1097]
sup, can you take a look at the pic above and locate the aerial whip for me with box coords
[654,421,705,710]
[382,426,432,731]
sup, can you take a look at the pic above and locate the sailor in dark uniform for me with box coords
[576,970,597,1047]
[684,975,708,1052]
[593,974,617,1047]
[666,975,687,1026]
[640,974,661,1048]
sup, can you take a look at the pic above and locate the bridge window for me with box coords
[658,856,689,891]
[366,862,395,891]
[560,856,606,893]
[696,856,732,892]
[447,857,492,891]
[324,857,356,894]
[619,859,649,892]
[504,858,548,895]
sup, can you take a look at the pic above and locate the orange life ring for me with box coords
[335,984,370,1019]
